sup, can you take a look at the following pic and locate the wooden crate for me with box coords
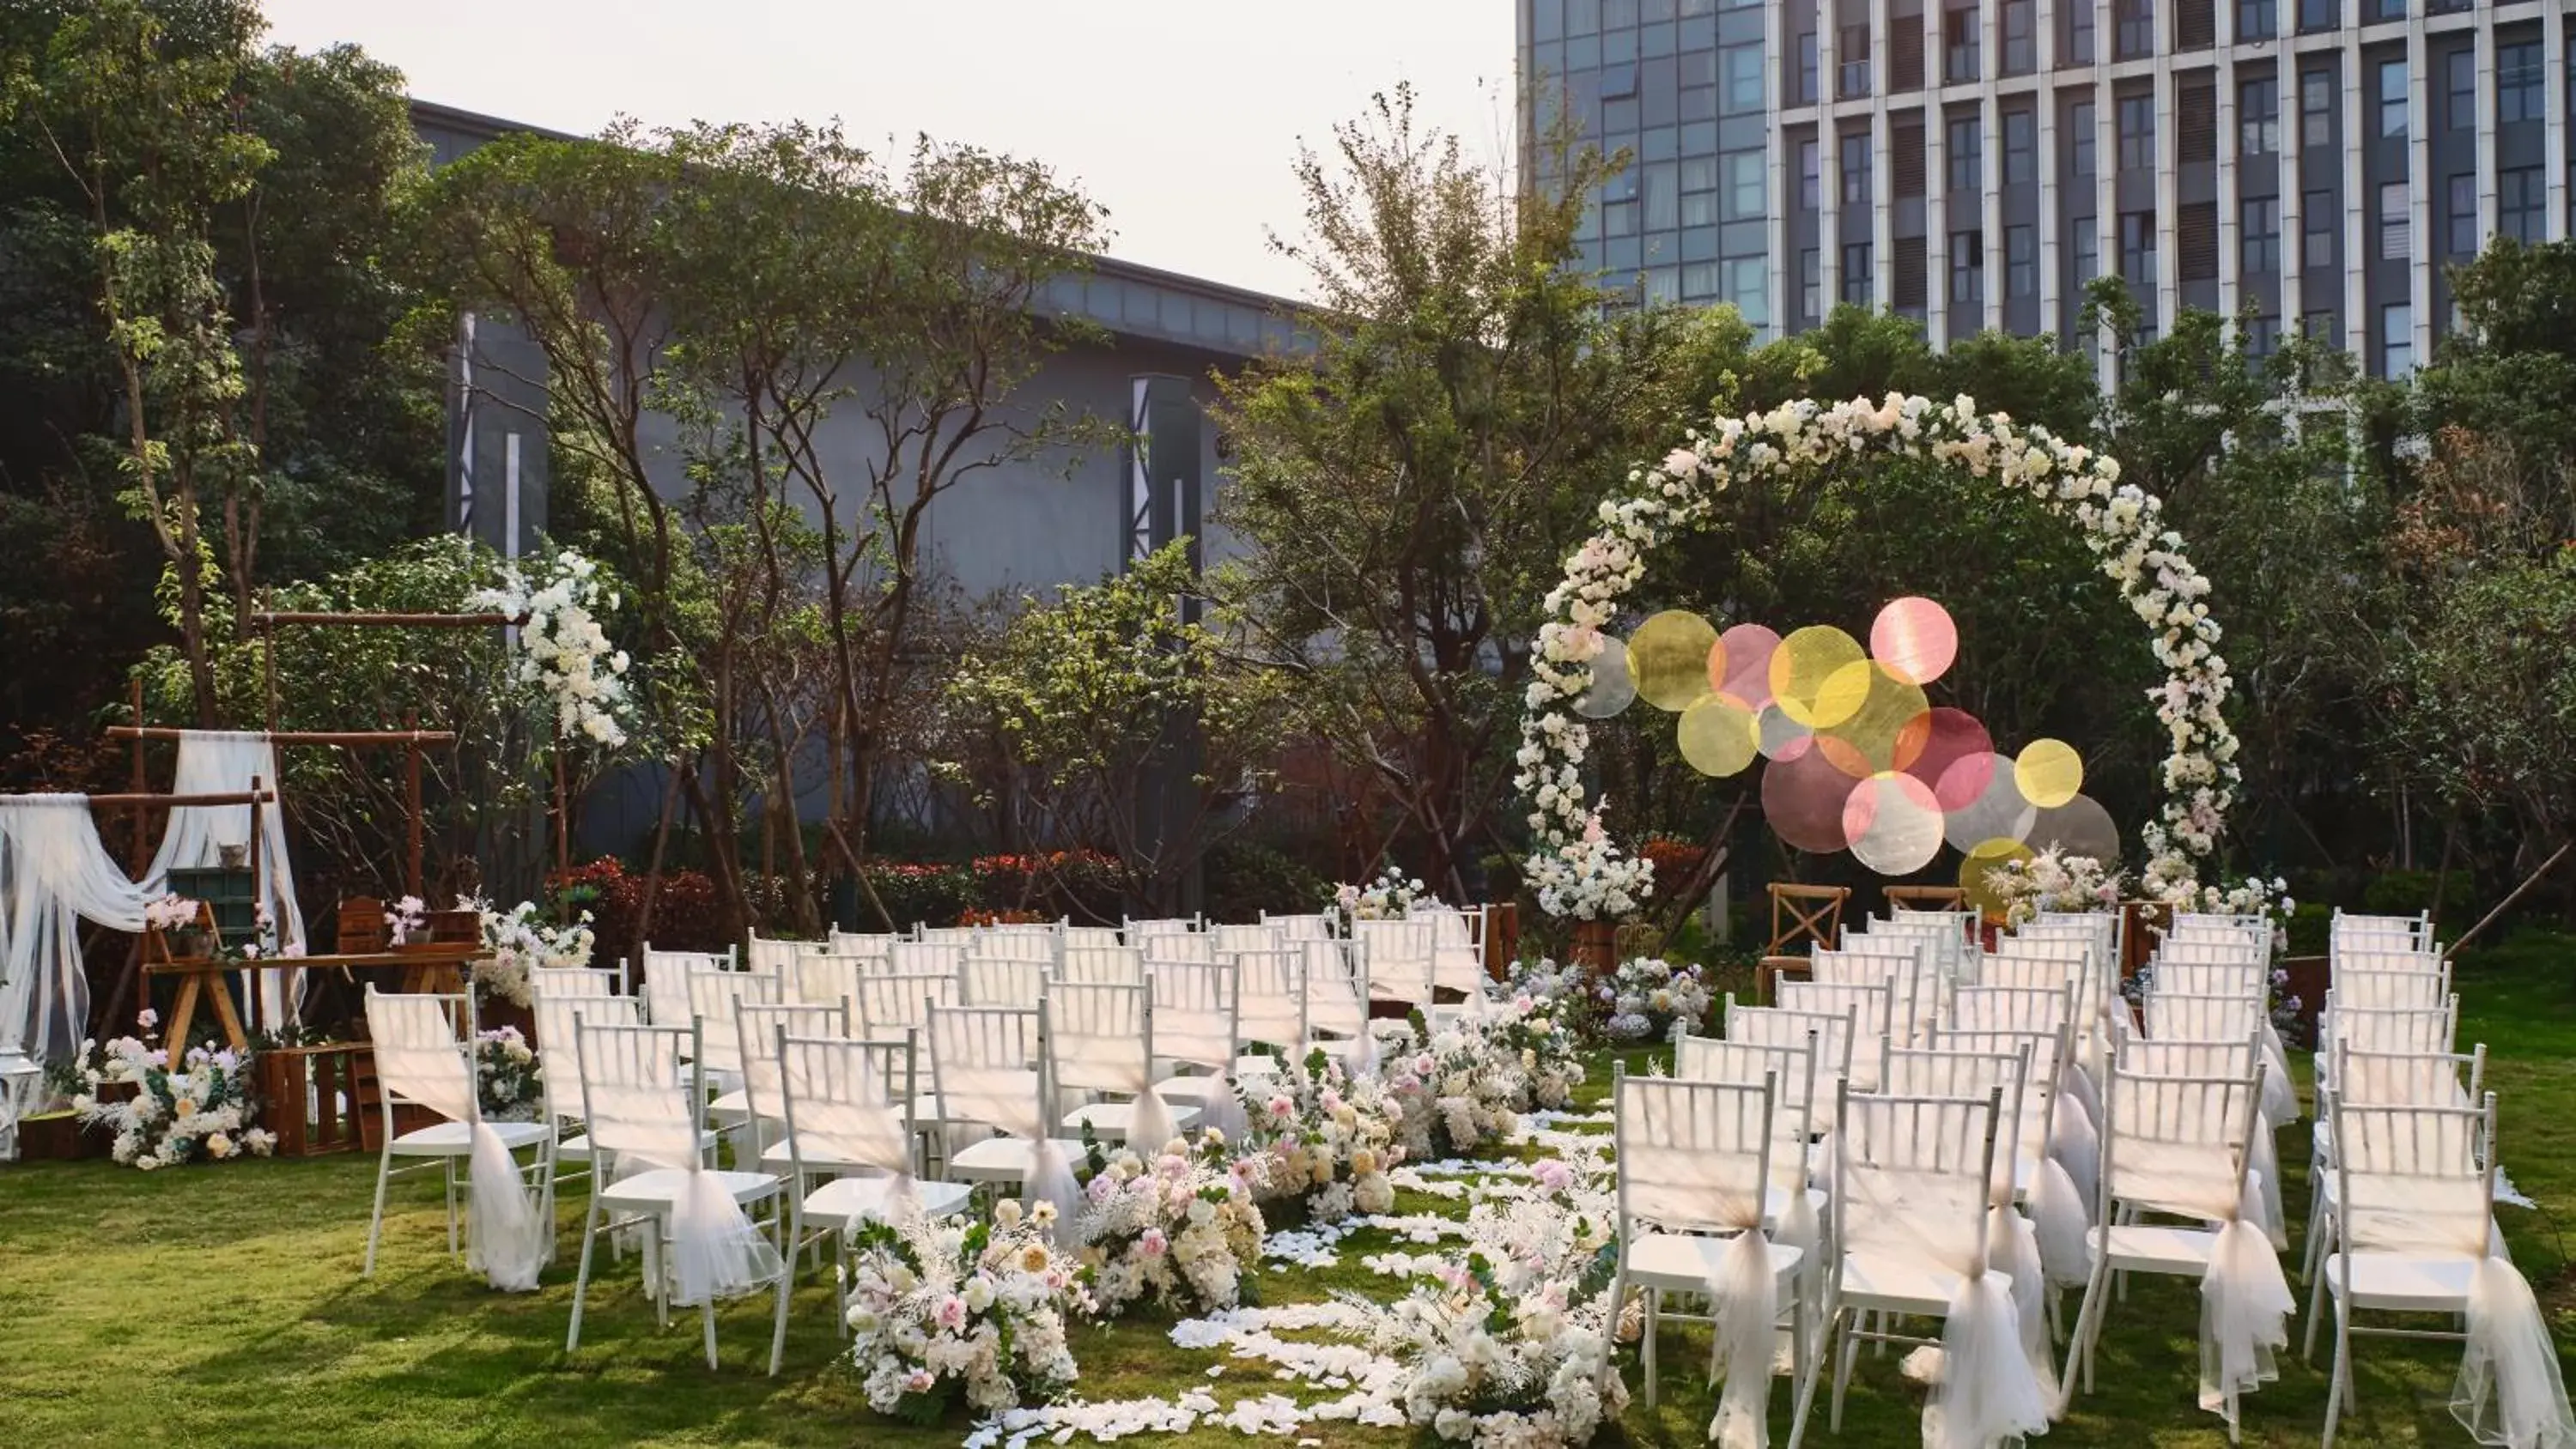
[337,897,389,955]
[15,1111,107,1161]
[252,1044,368,1156]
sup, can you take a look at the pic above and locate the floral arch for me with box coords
[1518,392,2240,920]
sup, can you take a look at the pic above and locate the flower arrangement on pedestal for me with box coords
[1986,847,2128,929]
[1328,865,1425,930]
[70,1011,276,1169]
[1074,1130,1267,1318]
[1237,1048,1406,1223]
[1362,1156,1629,1447]
[473,1027,542,1120]
[465,897,596,1008]
[1522,394,2242,917]
[842,1199,1089,1421]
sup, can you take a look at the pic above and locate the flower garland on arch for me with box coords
[1518,392,2240,919]
[472,549,633,749]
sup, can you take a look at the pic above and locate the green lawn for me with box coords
[5,937,2574,1448]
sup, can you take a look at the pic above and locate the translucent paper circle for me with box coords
[1762,745,1857,853]
[2027,791,2121,865]
[1816,661,1931,778]
[1756,703,1812,761]
[1676,694,1762,778]
[2014,738,2086,809]
[1631,610,1720,712]
[1712,623,1782,710]
[1572,635,1638,719]
[1959,837,2036,918]
[1770,626,1869,728]
[1870,596,1959,686]
[1843,771,1947,875]
[1941,750,2038,852]
[1904,707,1996,806]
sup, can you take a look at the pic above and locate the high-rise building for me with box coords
[1518,0,2573,379]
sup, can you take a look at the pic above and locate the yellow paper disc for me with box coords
[1959,836,2036,919]
[1815,660,1930,778]
[1630,610,1720,712]
[1676,694,1761,778]
[1768,625,1868,728]
[2014,738,2086,809]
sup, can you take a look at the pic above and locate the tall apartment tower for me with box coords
[1518,0,2572,380]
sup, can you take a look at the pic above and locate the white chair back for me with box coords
[2142,991,2263,1042]
[1615,1069,1778,1234]
[827,930,898,961]
[1151,959,1242,1072]
[1060,944,1145,985]
[1775,980,1891,1084]
[1356,919,1437,1005]
[1061,925,1125,950]
[960,955,1048,1008]
[1231,948,1307,1047]
[1947,982,2074,1040]
[640,945,726,1026]
[850,971,955,1037]
[736,1001,848,1154]
[535,993,642,1121]
[1214,923,1284,954]
[791,952,871,1010]
[2324,993,2459,1054]
[778,1029,921,1183]
[2330,967,2448,1010]
[571,1019,699,1171]
[687,967,781,1073]
[1141,932,1217,965]
[889,940,966,977]
[365,988,476,1124]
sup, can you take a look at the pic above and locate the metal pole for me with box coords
[406,714,425,900]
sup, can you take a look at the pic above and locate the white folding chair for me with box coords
[2061,1051,2286,1439]
[772,1028,972,1373]
[359,987,554,1281]
[1610,1066,1813,1444]
[1821,1083,2052,1444]
[566,1017,787,1370]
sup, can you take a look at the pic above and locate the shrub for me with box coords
[546,858,726,967]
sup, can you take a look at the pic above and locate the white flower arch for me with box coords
[1518,392,2239,919]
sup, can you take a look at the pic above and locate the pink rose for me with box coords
[1140,1228,1168,1258]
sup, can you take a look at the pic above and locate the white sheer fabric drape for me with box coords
[146,731,306,1025]
[366,992,550,1292]
[1622,1076,1783,1449]
[1837,1094,2054,1449]
[0,797,162,1059]
[580,1024,784,1305]
[2336,1106,2576,1448]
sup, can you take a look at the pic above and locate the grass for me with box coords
[5,938,2575,1447]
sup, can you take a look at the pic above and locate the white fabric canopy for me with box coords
[0,797,164,1060]
[146,731,306,1024]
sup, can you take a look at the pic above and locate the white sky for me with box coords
[259,0,1519,301]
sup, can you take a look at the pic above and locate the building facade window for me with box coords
[2498,41,2544,123]
[1799,139,1820,209]
[2117,95,2156,173]
[1944,8,1979,82]
[2067,0,2096,63]
[2372,0,2404,20]
[2301,69,2335,147]
[1841,131,1872,204]
[1950,230,1985,305]
[2501,166,2545,242]
[2445,49,2476,131]
[1796,32,1819,104]
[1726,255,1769,327]
[2447,173,2476,256]
[2298,0,2334,30]
[1839,24,1871,96]
[1841,241,1874,303]
[2237,0,2275,39]
[2007,223,2036,297]
[2377,59,2408,139]
[2379,179,2409,260]
[2240,77,2279,155]
[2072,101,2098,175]
[2304,188,2336,268]
[1947,116,1983,191]
[2246,314,2281,361]
[1800,246,1820,320]
[2004,110,2035,184]
[2120,209,2157,281]
[1721,149,1764,221]
[2242,196,2281,272]
[2382,303,2413,377]
[2116,0,2155,59]
[1720,43,1764,113]
[2002,0,2035,71]
[2074,222,2100,282]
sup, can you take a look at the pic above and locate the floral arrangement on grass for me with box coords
[465,896,597,1008]
[1238,1048,1406,1223]
[473,547,633,748]
[1358,1154,1630,1447]
[843,1199,1088,1421]
[70,1011,276,1169]
[1330,865,1424,928]
[1075,1129,1267,1318]
[473,1027,543,1120]
[1380,995,1583,1160]
[1986,846,2126,928]
[1591,956,1710,1042]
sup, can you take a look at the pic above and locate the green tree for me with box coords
[943,543,1290,914]
[1212,86,1746,900]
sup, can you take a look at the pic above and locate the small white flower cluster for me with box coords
[71,1013,276,1169]
[383,894,427,945]
[1986,847,2129,929]
[1077,1131,1268,1319]
[843,1199,1089,1417]
[1236,1049,1406,1222]
[1521,392,2241,915]
[1330,866,1425,926]
[463,896,595,1009]
[1594,955,1711,1043]
[142,894,202,932]
[473,548,632,749]
[1381,994,1584,1161]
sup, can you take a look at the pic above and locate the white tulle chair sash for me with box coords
[1048,983,1184,1153]
[578,1023,782,1305]
[779,1034,920,1210]
[1620,1075,1783,1449]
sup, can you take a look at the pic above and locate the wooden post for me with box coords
[247,773,266,1040]
[263,586,281,736]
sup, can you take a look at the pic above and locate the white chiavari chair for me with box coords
[916,925,975,945]
[533,985,646,1219]
[1261,910,1338,941]
[1776,980,1893,1089]
[1059,943,1145,985]
[888,939,965,977]
[1061,925,1126,950]
[1230,948,1307,1076]
[1671,1030,1826,1238]
[1047,979,1196,1147]
[1609,1066,1814,1443]
[1214,922,1285,954]
[689,966,782,1094]
[2328,967,2450,1012]
[1725,995,1856,1132]
[926,1003,1084,1234]
[959,955,1048,1009]
[1146,959,1248,1139]
[1140,931,1217,965]
[826,929,898,962]
[2320,992,2459,1056]
[790,952,872,1011]
[640,944,728,1028]
[2300,1040,2486,1284]
[1356,919,1437,1009]
[731,1000,848,1166]
[359,987,554,1285]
